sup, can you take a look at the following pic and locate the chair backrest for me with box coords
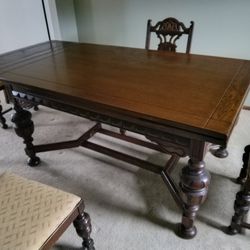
[145,17,194,54]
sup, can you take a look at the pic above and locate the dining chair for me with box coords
[144,17,229,159]
[0,172,95,250]
[0,82,12,129]
[145,17,194,53]
[119,17,194,136]
[228,145,250,234]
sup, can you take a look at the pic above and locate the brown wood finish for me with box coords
[1,41,250,239]
[1,41,249,142]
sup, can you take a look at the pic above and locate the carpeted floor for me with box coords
[0,92,250,250]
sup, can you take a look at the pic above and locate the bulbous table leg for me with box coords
[11,103,40,166]
[179,159,210,238]
[178,141,210,239]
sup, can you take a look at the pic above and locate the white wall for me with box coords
[1,1,250,104]
[74,0,250,59]
[74,0,250,104]
[55,0,78,42]
[0,0,51,54]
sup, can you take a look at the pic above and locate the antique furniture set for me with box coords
[0,17,250,244]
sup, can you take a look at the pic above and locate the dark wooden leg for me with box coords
[34,105,39,111]
[212,145,229,158]
[11,102,40,166]
[228,145,250,234]
[227,188,250,234]
[179,141,210,239]
[0,104,8,129]
[237,145,250,184]
[73,202,95,250]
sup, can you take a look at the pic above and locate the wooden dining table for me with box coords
[0,41,250,239]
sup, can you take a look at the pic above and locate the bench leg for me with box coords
[73,202,95,250]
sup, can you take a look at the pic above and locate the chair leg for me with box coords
[228,145,250,234]
[237,145,250,184]
[227,185,250,234]
[0,104,8,129]
[73,202,95,250]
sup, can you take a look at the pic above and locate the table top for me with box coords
[0,41,250,143]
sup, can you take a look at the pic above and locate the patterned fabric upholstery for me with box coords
[0,172,81,250]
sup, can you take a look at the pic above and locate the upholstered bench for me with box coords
[0,172,95,250]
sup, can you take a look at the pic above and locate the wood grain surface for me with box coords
[1,41,249,142]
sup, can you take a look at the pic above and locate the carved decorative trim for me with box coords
[11,91,191,149]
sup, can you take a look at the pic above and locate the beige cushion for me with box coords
[0,172,81,250]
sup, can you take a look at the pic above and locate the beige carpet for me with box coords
[0,92,250,250]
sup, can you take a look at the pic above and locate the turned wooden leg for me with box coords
[237,145,250,184]
[73,202,95,250]
[212,145,229,158]
[227,188,250,234]
[228,145,250,234]
[11,102,40,166]
[179,141,210,239]
[0,104,8,129]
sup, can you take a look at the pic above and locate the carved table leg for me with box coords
[237,145,250,184]
[0,104,8,129]
[179,141,210,239]
[73,202,95,250]
[211,145,229,158]
[11,102,40,166]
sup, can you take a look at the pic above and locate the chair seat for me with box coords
[0,172,81,250]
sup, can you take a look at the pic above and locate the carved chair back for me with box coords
[145,17,194,54]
